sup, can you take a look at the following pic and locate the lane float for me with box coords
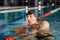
[37,7,60,21]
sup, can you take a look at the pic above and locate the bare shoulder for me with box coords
[41,21,49,26]
[42,21,49,24]
[40,21,50,30]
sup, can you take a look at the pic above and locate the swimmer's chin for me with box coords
[28,23,32,25]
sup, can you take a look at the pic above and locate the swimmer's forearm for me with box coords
[19,34,37,40]
[28,30,38,35]
[18,34,28,36]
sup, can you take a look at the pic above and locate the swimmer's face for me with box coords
[26,13,37,25]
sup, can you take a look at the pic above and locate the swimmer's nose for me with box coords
[27,17,31,21]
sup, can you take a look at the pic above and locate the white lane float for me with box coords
[0,6,48,13]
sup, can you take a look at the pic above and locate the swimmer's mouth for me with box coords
[28,21,30,23]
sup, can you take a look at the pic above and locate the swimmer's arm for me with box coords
[12,27,26,35]
[18,34,28,37]
[19,30,38,40]
[13,28,28,36]
[28,30,38,35]
[12,27,29,36]
[19,30,38,36]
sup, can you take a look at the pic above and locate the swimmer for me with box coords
[13,11,55,40]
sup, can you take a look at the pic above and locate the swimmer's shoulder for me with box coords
[39,21,49,26]
[39,21,50,30]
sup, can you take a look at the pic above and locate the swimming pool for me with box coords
[0,7,60,40]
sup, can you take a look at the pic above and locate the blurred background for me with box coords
[0,0,60,40]
[0,0,60,7]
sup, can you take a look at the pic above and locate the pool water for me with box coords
[0,7,60,40]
